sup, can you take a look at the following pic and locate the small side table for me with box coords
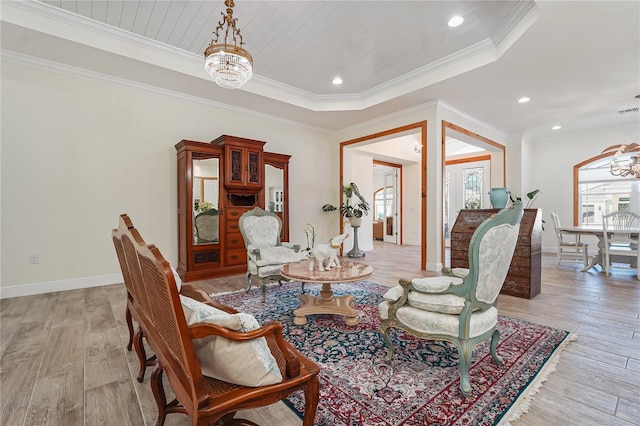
[347,225,364,258]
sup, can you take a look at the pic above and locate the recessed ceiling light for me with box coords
[332,77,343,85]
[518,97,530,103]
[448,16,464,27]
[552,125,562,130]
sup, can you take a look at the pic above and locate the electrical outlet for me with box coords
[29,254,39,264]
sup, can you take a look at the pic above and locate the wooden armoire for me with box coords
[175,135,290,281]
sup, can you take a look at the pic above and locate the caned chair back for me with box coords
[239,207,283,250]
[112,215,136,302]
[118,221,207,416]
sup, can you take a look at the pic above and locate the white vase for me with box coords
[348,216,363,227]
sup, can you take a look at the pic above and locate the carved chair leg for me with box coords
[490,329,503,365]
[456,341,473,397]
[133,328,148,382]
[133,328,157,382]
[379,323,395,362]
[214,413,259,426]
[125,306,134,351]
[302,376,320,426]
[245,271,253,292]
[260,278,267,303]
[151,366,172,426]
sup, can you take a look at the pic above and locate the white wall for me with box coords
[524,121,640,253]
[0,60,337,297]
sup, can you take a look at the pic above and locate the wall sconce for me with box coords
[414,142,422,154]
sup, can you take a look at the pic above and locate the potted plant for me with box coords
[322,182,370,226]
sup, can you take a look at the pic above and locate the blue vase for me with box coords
[489,188,510,208]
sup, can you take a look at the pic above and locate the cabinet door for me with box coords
[225,146,263,189]
[226,146,245,187]
[245,147,263,189]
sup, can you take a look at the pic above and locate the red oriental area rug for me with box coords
[212,281,574,426]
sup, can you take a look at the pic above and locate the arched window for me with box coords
[576,153,639,225]
[462,167,483,209]
[374,187,393,221]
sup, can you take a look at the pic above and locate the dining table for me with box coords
[559,225,640,272]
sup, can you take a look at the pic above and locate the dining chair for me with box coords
[550,211,589,266]
[602,211,640,280]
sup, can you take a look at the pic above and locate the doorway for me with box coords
[373,162,402,245]
[340,122,426,269]
[442,121,506,267]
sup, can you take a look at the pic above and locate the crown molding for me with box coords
[1,49,332,135]
[2,0,539,113]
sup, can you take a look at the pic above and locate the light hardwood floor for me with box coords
[1,242,639,425]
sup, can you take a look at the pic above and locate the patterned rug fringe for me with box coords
[497,332,578,425]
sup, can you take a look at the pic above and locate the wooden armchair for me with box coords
[115,214,320,425]
[112,214,156,382]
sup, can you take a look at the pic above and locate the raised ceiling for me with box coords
[1,1,639,138]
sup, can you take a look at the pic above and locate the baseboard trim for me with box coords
[0,274,123,299]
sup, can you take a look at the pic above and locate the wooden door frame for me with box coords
[441,121,506,267]
[340,121,427,269]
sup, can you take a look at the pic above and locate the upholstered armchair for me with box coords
[379,202,523,396]
[239,207,308,302]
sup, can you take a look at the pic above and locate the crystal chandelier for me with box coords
[204,0,253,89]
[601,143,640,178]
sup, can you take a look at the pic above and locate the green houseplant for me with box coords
[322,182,370,225]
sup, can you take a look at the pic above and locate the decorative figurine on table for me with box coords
[308,233,349,272]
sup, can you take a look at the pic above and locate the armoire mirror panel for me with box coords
[193,157,219,246]
[264,152,291,242]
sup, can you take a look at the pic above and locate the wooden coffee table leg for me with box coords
[293,285,359,326]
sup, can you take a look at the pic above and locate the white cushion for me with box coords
[180,295,283,387]
[407,291,467,314]
[382,285,404,302]
[250,246,307,266]
[412,276,463,293]
[379,301,497,338]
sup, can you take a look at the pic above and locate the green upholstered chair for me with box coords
[379,202,524,397]
[239,207,308,302]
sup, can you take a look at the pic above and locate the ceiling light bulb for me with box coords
[332,77,343,85]
[552,125,562,130]
[448,16,464,27]
[518,97,530,103]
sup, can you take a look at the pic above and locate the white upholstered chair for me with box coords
[379,202,523,396]
[239,207,308,302]
[602,211,640,279]
[550,211,589,266]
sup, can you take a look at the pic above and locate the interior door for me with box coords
[444,160,490,249]
[383,170,399,244]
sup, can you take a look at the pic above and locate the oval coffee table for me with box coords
[280,259,373,326]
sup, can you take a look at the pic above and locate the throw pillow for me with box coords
[179,295,283,387]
